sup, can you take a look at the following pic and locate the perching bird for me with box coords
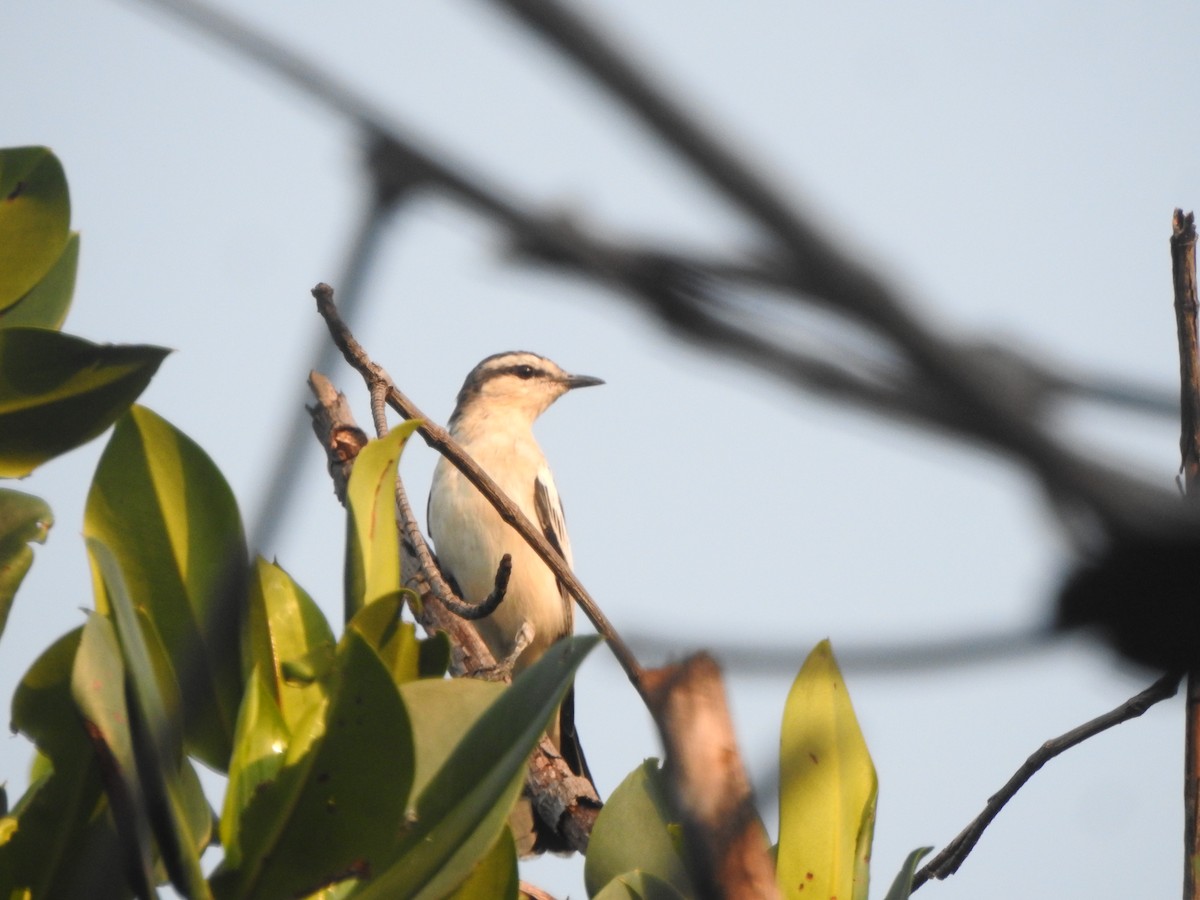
[427,351,602,821]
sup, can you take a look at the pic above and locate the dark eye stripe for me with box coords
[499,364,539,379]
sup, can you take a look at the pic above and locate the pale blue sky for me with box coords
[5,2,1198,896]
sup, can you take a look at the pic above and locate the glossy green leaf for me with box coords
[71,612,158,897]
[585,759,693,898]
[245,557,333,732]
[400,678,505,802]
[344,420,422,622]
[0,231,78,329]
[85,405,246,771]
[443,827,518,900]
[220,666,289,868]
[1,627,130,900]
[0,147,70,308]
[0,488,52,642]
[777,640,877,900]
[592,870,690,900]
[90,536,212,899]
[357,635,600,900]
[211,631,414,900]
[0,329,168,477]
[351,593,449,687]
[882,847,933,900]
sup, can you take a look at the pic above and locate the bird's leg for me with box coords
[472,620,535,682]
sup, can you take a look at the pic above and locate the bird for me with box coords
[427,351,603,842]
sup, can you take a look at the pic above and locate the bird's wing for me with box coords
[533,464,574,636]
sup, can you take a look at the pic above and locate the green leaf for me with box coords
[220,666,290,869]
[350,593,449,687]
[1,628,130,900]
[85,405,247,771]
[89,536,212,900]
[882,847,933,900]
[0,488,52,642]
[777,640,877,900]
[399,678,505,803]
[357,635,600,900]
[585,759,693,898]
[592,870,690,900]
[71,612,158,898]
[0,147,70,309]
[0,231,79,330]
[442,827,519,900]
[0,329,169,478]
[245,557,334,732]
[211,631,415,900]
[343,421,422,623]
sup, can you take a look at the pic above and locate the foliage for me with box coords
[0,145,925,899]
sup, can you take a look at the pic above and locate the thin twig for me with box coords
[1170,207,1200,900]
[312,282,647,694]
[911,672,1180,890]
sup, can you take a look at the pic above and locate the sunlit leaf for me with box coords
[344,420,422,622]
[85,406,246,771]
[245,557,333,732]
[0,329,168,478]
[357,635,600,900]
[0,488,52,642]
[0,147,70,309]
[210,631,414,900]
[442,827,518,900]
[585,759,693,898]
[351,593,449,688]
[0,232,78,330]
[777,640,877,900]
[220,666,290,869]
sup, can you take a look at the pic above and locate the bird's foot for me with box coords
[472,621,534,682]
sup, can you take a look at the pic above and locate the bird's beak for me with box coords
[565,373,604,390]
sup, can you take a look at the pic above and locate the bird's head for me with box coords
[449,351,603,428]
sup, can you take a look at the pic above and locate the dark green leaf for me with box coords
[0,488,52,642]
[585,759,693,898]
[0,147,70,309]
[0,231,78,329]
[71,612,158,898]
[357,635,600,900]
[882,847,933,900]
[1,628,130,899]
[343,421,422,623]
[399,678,505,802]
[89,536,212,900]
[85,406,246,771]
[211,631,414,900]
[0,329,168,477]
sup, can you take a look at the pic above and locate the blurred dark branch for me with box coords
[133,0,1187,547]
[911,671,1180,890]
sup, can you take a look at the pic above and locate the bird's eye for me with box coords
[515,365,536,379]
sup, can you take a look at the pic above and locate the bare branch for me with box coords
[912,672,1180,890]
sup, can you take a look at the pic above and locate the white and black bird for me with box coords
[427,351,602,788]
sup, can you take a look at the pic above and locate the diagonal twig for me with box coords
[911,672,1180,890]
